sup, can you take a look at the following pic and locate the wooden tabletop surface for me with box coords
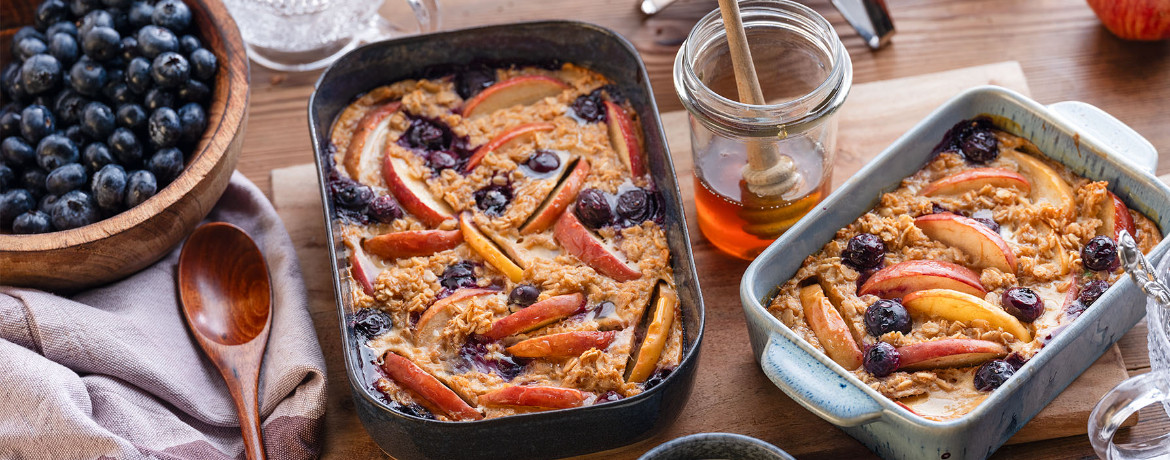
[240,0,1170,458]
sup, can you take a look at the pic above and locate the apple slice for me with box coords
[919,168,1030,197]
[554,210,642,282]
[505,331,616,358]
[799,283,864,370]
[344,101,401,180]
[415,288,498,344]
[520,158,591,234]
[363,229,463,260]
[485,293,587,341]
[1003,149,1075,212]
[858,260,987,299]
[627,284,679,383]
[604,100,645,177]
[461,75,570,119]
[481,227,560,270]
[902,288,1032,342]
[897,339,1009,371]
[1097,191,1136,240]
[460,213,524,282]
[383,155,455,227]
[380,352,482,421]
[478,385,593,409]
[914,212,1018,273]
[464,122,555,172]
[349,245,381,296]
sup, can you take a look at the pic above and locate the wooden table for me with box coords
[243,1,1170,458]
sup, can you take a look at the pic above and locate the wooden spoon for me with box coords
[178,222,272,460]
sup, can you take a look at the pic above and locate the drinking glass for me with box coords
[222,0,439,72]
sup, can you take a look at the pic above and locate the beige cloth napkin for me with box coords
[0,172,327,460]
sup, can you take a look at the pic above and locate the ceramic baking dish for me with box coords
[740,86,1170,459]
[307,21,705,460]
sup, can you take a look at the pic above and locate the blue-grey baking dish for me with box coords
[307,21,705,460]
[740,86,1170,460]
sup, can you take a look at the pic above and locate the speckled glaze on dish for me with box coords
[308,22,705,460]
[637,432,796,460]
[740,86,1170,460]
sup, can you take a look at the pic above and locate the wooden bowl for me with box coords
[0,0,249,291]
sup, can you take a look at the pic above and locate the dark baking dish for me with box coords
[307,21,705,460]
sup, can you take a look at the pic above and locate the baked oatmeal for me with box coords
[767,117,1161,420]
[324,64,683,421]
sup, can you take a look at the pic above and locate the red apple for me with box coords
[914,213,1018,273]
[464,122,555,172]
[460,213,525,283]
[505,331,616,358]
[627,283,679,382]
[380,352,482,420]
[604,100,645,177]
[363,229,463,260]
[897,339,1008,371]
[461,76,570,119]
[521,158,591,234]
[343,101,400,180]
[1098,191,1137,240]
[348,245,381,296]
[478,385,592,409]
[553,210,642,282]
[484,293,586,341]
[1086,0,1170,41]
[858,260,987,299]
[416,288,499,344]
[902,288,1032,342]
[383,155,455,227]
[799,283,863,370]
[1003,150,1075,213]
[919,168,1030,197]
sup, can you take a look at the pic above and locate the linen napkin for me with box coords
[0,172,327,460]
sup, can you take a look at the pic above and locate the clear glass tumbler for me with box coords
[673,0,851,260]
[223,0,439,72]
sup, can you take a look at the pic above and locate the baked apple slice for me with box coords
[914,212,1017,273]
[896,339,1009,371]
[344,101,401,180]
[460,213,525,282]
[383,155,455,227]
[1004,149,1075,212]
[506,330,616,358]
[363,229,463,260]
[348,244,381,296]
[627,283,679,383]
[416,288,499,344]
[520,158,591,234]
[380,352,482,420]
[858,260,986,299]
[553,210,642,282]
[919,168,1030,196]
[461,76,570,119]
[478,385,593,410]
[902,288,1032,342]
[464,122,555,172]
[484,293,587,341]
[1097,191,1136,240]
[481,227,560,269]
[799,283,863,370]
[604,100,645,177]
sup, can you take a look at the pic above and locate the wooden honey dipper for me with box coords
[716,0,800,198]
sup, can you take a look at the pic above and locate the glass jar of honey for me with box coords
[673,0,851,260]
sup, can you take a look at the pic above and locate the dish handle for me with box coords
[760,333,883,426]
[1047,101,1157,175]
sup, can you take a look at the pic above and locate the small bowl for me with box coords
[0,0,250,291]
[638,433,795,460]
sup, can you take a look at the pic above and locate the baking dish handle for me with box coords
[760,334,883,426]
[1047,101,1158,175]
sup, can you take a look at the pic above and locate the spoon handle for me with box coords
[225,367,267,460]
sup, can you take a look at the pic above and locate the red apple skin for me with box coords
[919,168,1030,197]
[363,229,463,260]
[604,100,645,177]
[380,352,483,420]
[521,159,591,234]
[858,260,987,299]
[349,248,380,295]
[896,339,1008,371]
[478,385,592,409]
[484,293,587,341]
[1086,0,1170,41]
[464,122,555,173]
[383,155,454,227]
[344,101,401,179]
[553,211,643,282]
[1099,191,1137,240]
[505,331,616,358]
[914,212,1018,273]
[461,76,570,118]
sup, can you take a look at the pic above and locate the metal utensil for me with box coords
[1119,229,1170,332]
[831,0,895,49]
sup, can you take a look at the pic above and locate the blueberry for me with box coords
[454,68,495,99]
[842,233,886,270]
[1,63,25,102]
[12,210,53,234]
[120,36,139,62]
[103,0,132,10]
[82,142,115,171]
[508,284,540,307]
[426,150,457,170]
[21,168,48,197]
[63,124,87,145]
[70,0,103,17]
[961,130,998,163]
[367,194,401,223]
[0,111,21,138]
[0,189,36,229]
[575,188,613,229]
[54,89,89,125]
[147,107,181,148]
[106,8,129,33]
[474,184,511,217]
[46,163,87,195]
[2,137,36,166]
[329,177,373,211]
[439,261,477,290]
[81,101,116,139]
[143,87,175,110]
[36,134,78,171]
[152,0,192,31]
[125,56,152,93]
[189,48,217,81]
[20,55,62,96]
[0,164,12,192]
[179,35,201,54]
[352,308,392,338]
[401,117,452,151]
[570,91,606,123]
[863,342,900,377]
[177,79,209,103]
[616,188,653,224]
[147,147,182,184]
[51,189,100,229]
[49,33,80,65]
[78,10,115,37]
[35,0,72,31]
[974,359,1015,391]
[1078,279,1110,307]
[643,368,672,390]
[116,103,147,130]
[136,25,179,59]
[864,299,912,336]
[107,127,142,165]
[128,2,155,29]
[1082,235,1118,271]
[12,27,45,50]
[1002,287,1043,322]
[47,22,79,40]
[15,37,48,61]
[105,82,135,105]
[38,193,59,213]
[124,169,157,208]
[82,27,121,61]
[523,149,560,174]
[69,58,108,96]
[150,51,189,88]
[91,163,126,210]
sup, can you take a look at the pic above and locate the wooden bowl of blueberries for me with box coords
[0,0,248,291]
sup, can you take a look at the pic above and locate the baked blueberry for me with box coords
[35,0,71,31]
[1078,279,1110,307]
[473,184,511,217]
[864,342,900,377]
[864,299,912,336]
[570,91,606,123]
[2,136,36,166]
[508,284,540,307]
[15,36,48,61]
[91,163,126,210]
[78,10,115,37]
[143,87,175,110]
[352,308,392,338]
[35,134,78,171]
[81,101,116,139]
[616,188,653,224]
[107,127,142,165]
[401,117,452,151]
[70,58,108,96]
[49,33,80,65]
[575,188,613,229]
[176,102,204,143]
[123,169,156,208]
[46,21,79,40]
[329,177,373,211]
[127,2,154,29]
[367,194,402,223]
[12,210,52,234]
[125,56,152,93]
[51,189,100,229]
[189,48,217,81]
[151,0,192,31]
[146,147,182,184]
[46,163,87,195]
[179,35,201,54]
[0,188,37,229]
[119,36,139,62]
[82,141,115,171]
[1082,235,1118,271]
[974,359,1015,391]
[136,25,179,59]
[842,233,886,270]
[454,68,495,99]
[150,51,189,88]
[1001,287,1043,322]
[426,150,457,170]
[147,106,181,148]
[177,79,209,104]
[970,209,1000,233]
[82,27,121,61]
[115,103,147,130]
[523,149,560,174]
[20,55,62,96]
[439,261,477,291]
[960,130,998,163]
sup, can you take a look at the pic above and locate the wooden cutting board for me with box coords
[272,61,1133,459]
